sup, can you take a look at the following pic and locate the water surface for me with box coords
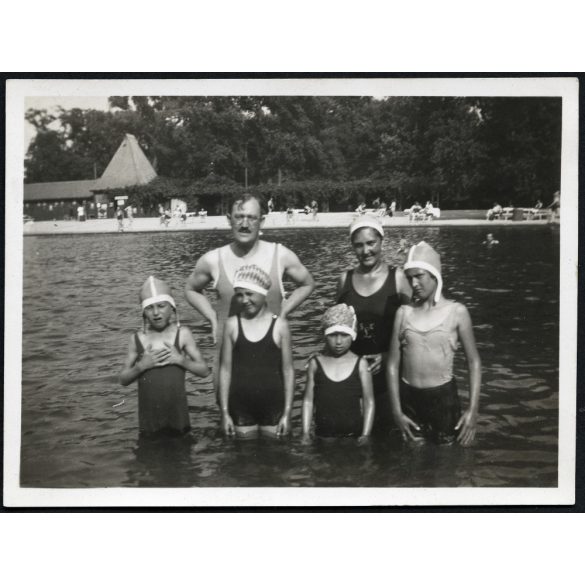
[20,226,559,487]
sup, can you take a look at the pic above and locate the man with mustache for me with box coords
[185,193,315,394]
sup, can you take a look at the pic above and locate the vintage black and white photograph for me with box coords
[4,77,578,507]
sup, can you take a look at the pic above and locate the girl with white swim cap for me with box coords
[119,276,209,435]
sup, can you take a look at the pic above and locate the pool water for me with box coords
[20,226,559,487]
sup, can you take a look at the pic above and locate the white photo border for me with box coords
[4,76,579,507]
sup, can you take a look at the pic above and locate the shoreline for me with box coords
[23,212,557,236]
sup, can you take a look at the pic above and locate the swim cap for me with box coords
[349,214,384,238]
[140,276,176,310]
[322,303,357,341]
[233,264,272,296]
[404,241,442,302]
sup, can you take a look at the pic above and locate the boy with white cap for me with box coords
[302,303,374,442]
[119,276,209,435]
[386,242,481,445]
[219,265,294,437]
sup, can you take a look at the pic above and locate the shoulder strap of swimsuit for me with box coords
[338,269,354,298]
[313,355,324,373]
[385,265,398,297]
[265,313,278,339]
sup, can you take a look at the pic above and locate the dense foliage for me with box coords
[25,96,561,209]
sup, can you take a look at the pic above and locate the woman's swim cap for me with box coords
[233,264,272,296]
[404,241,442,302]
[349,214,384,238]
[140,276,176,310]
[322,303,357,340]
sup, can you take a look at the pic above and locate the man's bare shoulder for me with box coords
[196,246,225,269]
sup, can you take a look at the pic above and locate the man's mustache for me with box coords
[238,227,252,233]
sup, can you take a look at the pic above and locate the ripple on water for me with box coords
[20,227,559,488]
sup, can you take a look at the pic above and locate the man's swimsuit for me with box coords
[312,356,363,437]
[135,328,190,435]
[229,314,284,426]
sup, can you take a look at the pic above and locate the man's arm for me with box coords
[278,246,315,319]
[184,252,219,343]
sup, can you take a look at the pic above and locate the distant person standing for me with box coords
[116,207,125,232]
[389,200,396,217]
[125,205,134,227]
[267,197,275,214]
[310,199,319,221]
[77,204,86,222]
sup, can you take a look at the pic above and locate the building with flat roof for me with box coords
[24,179,97,221]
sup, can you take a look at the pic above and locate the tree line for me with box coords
[25,95,561,210]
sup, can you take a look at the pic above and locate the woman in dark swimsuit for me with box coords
[337,215,410,436]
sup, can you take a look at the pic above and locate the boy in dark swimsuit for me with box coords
[119,276,209,435]
[219,265,294,438]
[302,304,374,443]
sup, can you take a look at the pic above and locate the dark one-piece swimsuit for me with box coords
[313,356,364,437]
[229,314,285,426]
[135,328,190,436]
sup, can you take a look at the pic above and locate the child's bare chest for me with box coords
[140,328,177,351]
[408,304,453,332]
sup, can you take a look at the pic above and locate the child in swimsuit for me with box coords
[302,304,375,443]
[119,276,209,435]
[219,265,294,438]
[386,242,481,445]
